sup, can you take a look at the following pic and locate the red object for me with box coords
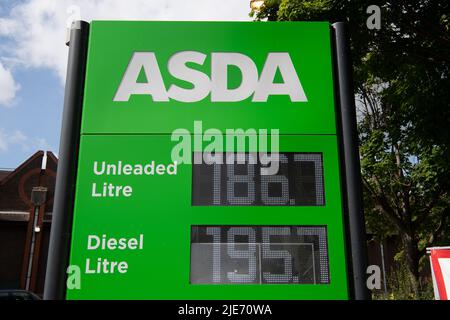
[429,248,450,300]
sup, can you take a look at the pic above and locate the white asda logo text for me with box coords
[113,51,308,103]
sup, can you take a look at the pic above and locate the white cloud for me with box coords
[34,137,51,151]
[9,130,28,150]
[0,0,252,83]
[0,128,50,152]
[0,61,20,107]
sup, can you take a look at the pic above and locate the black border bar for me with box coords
[43,21,90,300]
[332,22,370,300]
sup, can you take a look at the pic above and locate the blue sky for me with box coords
[0,61,63,169]
[0,0,251,169]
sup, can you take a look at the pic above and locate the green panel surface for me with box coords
[67,134,348,299]
[68,21,349,300]
[80,21,337,135]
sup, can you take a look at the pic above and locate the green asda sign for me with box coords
[44,21,369,300]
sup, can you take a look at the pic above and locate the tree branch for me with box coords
[362,176,409,235]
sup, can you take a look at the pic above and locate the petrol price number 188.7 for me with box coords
[192,152,325,206]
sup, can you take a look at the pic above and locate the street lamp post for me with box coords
[21,186,48,292]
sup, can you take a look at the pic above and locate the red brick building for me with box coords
[0,151,57,296]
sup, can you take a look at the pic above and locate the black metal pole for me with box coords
[44,20,89,300]
[332,22,370,300]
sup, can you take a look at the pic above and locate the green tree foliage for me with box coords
[252,0,450,298]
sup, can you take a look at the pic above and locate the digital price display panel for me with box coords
[46,21,367,300]
[191,226,329,284]
[192,152,324,206]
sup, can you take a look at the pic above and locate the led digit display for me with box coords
[190,226,329,284]
[192,152,325,206]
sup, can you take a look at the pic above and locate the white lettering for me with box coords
[114,51,307,102]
